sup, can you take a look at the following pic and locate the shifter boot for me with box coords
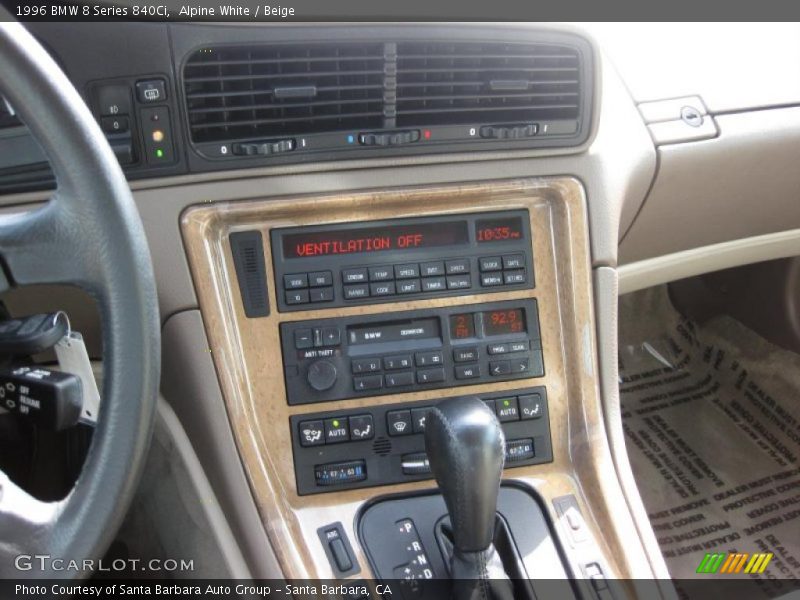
[451,546,514,600]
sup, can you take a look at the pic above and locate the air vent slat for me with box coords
[184,70,384,84]
[190,111,384,130]
[398,92,579,102]
[398,104,579,116]
[189,97,386,115]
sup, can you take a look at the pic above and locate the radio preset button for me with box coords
[309,271,333,287]
[354,374,383,392]
[384,355,412,370]
[387,410,413,436]
[415,351,443,367]
[298,419,325,447]
[344,284,370,299]
[447,275,471,289]
[417,367,445,384]
[502,255,525,270]
[310,287,334,303]
[370,282,396,296]
[480,273,504,287]
[420,261,445,277]
[369,266,393,281]
[519,393,543,419]
[349,414,375,440]
[324,417,350,443]
[342,268,368,284]
[422,277,446,292]
[496,397,520,421]
[284,273,308,289]
[294,329,314,350]
[286,289,310,304]
[385,371,414,387]
[479,257,502,272]
[394,264,420,279]
[352,358,381,374]
[504,271,526,285]
[455,364,481,379]
[411,407,430,433]
[489,360,511,376]
[446,259,470,274]
[397,279,421,294]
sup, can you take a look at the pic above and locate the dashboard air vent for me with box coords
[183,43,386,143]
[395,41,581,127]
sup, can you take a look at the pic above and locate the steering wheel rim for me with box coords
[0,21,160,578]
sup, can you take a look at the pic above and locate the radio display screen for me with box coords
[482,308,526,336]
[475,216,525,243]
[282,221,470,259]
[449,313,477,340]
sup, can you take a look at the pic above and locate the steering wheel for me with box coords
[0,22,160,577]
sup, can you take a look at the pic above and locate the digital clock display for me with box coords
[475,216,525,243]
[482,308,526,336]
[282,221,470,258]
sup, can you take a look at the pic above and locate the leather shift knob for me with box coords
[425,396,505,552]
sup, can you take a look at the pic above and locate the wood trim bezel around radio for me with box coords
[180,177,650,590]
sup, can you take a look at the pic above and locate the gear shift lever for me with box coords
[425,396,513,599]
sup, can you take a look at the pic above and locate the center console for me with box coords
[181,178,645,596]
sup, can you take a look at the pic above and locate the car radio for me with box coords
[280,299,543,405]
[270,210,534,312]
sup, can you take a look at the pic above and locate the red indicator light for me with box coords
[423,130,431,140]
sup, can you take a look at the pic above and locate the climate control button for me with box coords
[387,410,413,436]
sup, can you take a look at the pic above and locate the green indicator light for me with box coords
[332,420,340,427]
[155,148,164,158]
[503,400,510,407]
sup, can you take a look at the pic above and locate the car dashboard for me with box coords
[3,19,800,598]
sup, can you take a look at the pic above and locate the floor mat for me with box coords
[619,287,800,598]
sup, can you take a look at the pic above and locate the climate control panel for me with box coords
[280,299,543,405]
[290,388,552,495]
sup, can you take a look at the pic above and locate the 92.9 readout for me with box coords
[475,216,525,243]
[483,308,526,336]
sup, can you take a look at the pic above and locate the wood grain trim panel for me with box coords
[180,177,654,587]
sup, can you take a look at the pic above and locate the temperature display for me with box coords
[475,216,525,243]
[482,309,526,336]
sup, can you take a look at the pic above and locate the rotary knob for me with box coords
[307,360,338,392]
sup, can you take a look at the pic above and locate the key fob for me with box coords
[0,312,69,355]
